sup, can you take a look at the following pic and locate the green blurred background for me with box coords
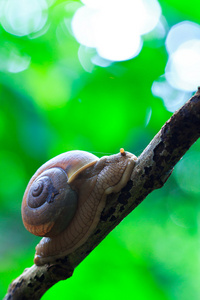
[1,0,200,299]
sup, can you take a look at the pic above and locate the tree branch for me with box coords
[4,88,200,300]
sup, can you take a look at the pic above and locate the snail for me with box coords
[22,149,137,266]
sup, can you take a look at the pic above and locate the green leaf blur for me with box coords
[0,1,200,299]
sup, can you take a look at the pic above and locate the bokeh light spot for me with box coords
[91,55,112,68]
[152,21,200,111]
[0,0,48,37]
[0,43,31,73]
[144,107,152,127]
[78,46,95,73]
[165,39,200,91]
[7,51,31,73]
[165,21,200,55]
[152,79,192,112]
[72,0,161,62]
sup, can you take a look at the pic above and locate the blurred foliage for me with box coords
[0,0,200,299]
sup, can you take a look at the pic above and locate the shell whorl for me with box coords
[22,151,99,237]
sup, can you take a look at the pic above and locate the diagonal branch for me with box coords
[4,88,200,300]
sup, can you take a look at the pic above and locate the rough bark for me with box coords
[4,88,200,300]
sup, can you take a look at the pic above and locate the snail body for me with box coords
[22,150,137,266]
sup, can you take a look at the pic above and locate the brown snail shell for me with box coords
[22,150,137,265]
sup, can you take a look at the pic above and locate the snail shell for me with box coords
[22,150,137,266]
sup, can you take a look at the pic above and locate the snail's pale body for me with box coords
[22,150,137,265]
